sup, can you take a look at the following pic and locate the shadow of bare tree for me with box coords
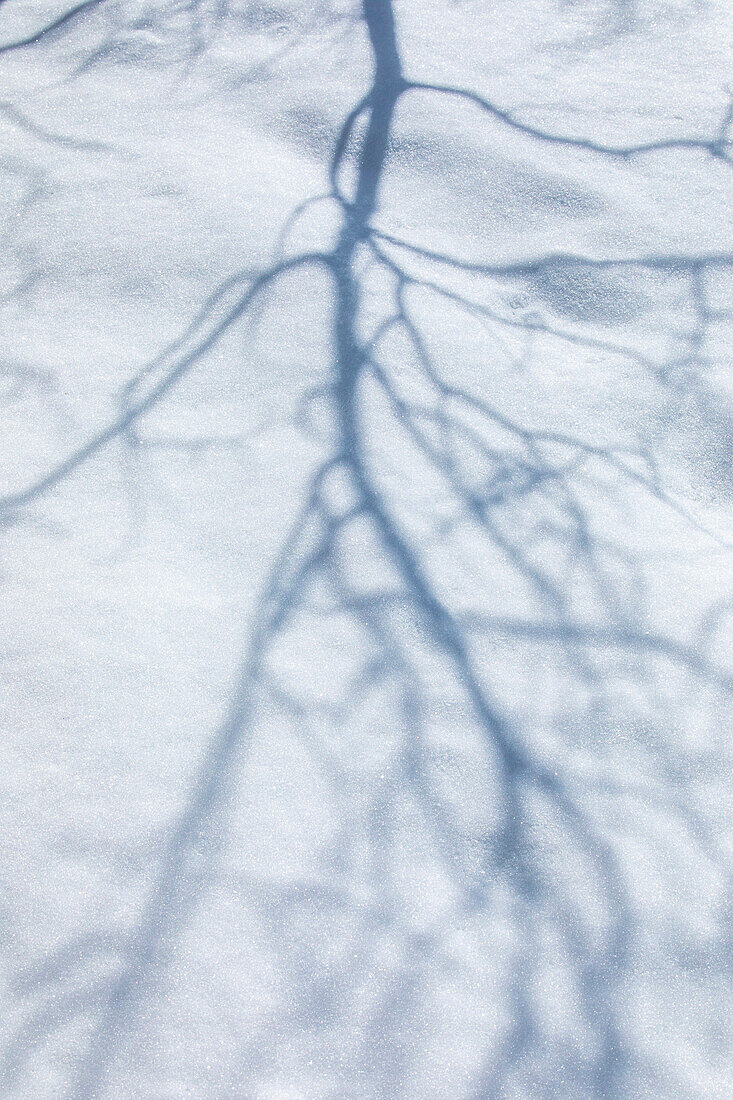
[1,1,731,1097]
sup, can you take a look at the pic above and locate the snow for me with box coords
[0,1,732,1097]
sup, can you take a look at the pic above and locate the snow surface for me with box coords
[0,1,732,1097]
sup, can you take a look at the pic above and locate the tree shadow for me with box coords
[1,1,731,1097]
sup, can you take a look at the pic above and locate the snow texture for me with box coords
[0,1,732,1097]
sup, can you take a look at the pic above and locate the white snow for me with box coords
[0,1,731,1097]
